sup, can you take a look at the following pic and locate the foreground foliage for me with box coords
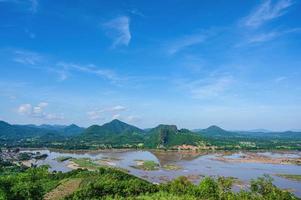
[0,162,299,200]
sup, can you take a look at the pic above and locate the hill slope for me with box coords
[145,124,203,148]
[79,119,145,145]
[196,125,239,137]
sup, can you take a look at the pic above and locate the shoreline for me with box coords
[16,147,301,154]
[17,147,301,166]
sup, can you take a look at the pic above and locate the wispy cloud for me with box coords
[29,0,38,13]
[10,49,123,83]
[17,102,64,120]
[0,0,39,13]
[178,75,234,99]
[275,76,287,82]
[167,32,209,55]
[128,8,145,17]
[243,28,301,45]
[103,16,131,48]
[57,62,121,82]
[243,0,294,28]
[87,105,127,121]
[13,50,43,65]
[25,29,36,39]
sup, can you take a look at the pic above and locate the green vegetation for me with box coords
[44,178,82,200]
[1,119,301,150]
[196,125,301,150]
[18,152,31,161]
[145,125,203,149]
[56,156,72,162]
[101,156,122,161]
[0,161,298,200]
[163,164,183,170]
[69,158,99,169]
[132,160,160,170]
[276,174,301,182]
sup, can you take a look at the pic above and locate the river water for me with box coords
[21,149,301,196]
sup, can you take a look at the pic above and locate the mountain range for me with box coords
[1,120,300,148]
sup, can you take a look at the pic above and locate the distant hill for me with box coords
[236,130,301,139]
[193,125,301,140]
[61,124,85,136]
[30,124,84,136]
[196,125,239,137]
[145,124,203,148]
[83,119,144,136]
[247,129,272,133]
[0,121,55,140]
[79,119,145,145]
[0,121,84,141]
[1,119,301,149]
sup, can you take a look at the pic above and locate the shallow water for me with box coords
[21,149,301,196]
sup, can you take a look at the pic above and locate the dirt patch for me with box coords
[44,178,82,200]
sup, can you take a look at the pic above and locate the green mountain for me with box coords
[0,121,53,140]
[0,121,84,141]
[79,119,145,145]
[145,124,203,148]
[195,125,240,138]
[62,124,84,136]
[84,119,144,136]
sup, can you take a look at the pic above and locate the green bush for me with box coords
[0,164,298,200]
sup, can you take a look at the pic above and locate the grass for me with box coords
[70,158,100,169]
[132,160,159,171]
[163,164,182,170]
[101,156,122,161]
[44,178,82,200]
[275,174,301,182]
[56,156,72,162]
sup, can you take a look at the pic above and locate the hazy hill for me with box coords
[0,121,84,140]
[196,125,239,137]
[194,125,301,140]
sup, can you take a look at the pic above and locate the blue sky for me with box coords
[0,0,301,130]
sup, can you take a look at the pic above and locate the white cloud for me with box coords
[18,104,32,115]
[57,62,120,82]
[0,0,39,13]
[112,113,121,120]
[126,115,141,122]
[87,111,104,121]
[111,105,126,112]
[243,0,294,28]
[179,76,234,99]
[103,16,131,48]
[25,29,36,39]
[246,31,279,44]
[38,102,48,107]
[10,49,127,84]
[244,28,301,45]
[167,33,208,55]
[13,50,43,65]
[87,105,127,121]
[29,0,38,13]
[44,113,64,120]
[275,76,287,82]
[17,102,64,120]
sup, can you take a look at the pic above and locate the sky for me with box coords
[0,0,300,131]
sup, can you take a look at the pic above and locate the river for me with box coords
[21,149,301,196]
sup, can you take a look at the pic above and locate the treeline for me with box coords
[0,162,298,200]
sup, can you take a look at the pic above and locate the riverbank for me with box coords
[213,152,301,165]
